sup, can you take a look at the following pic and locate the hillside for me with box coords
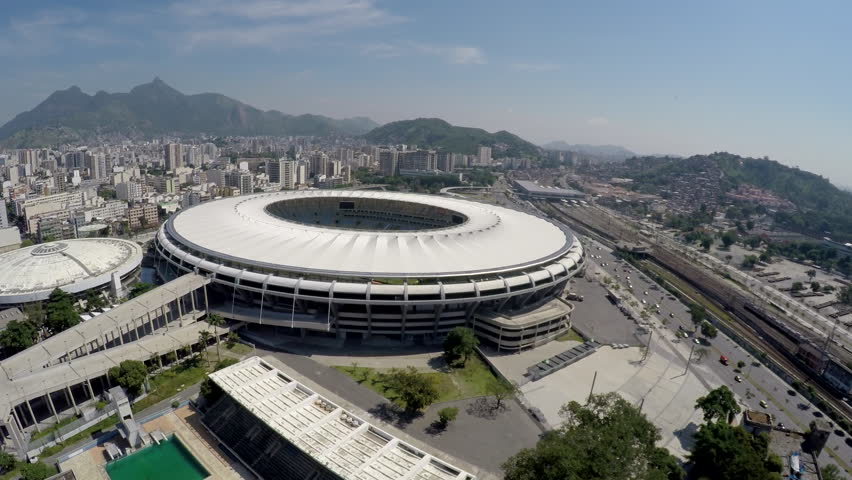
[542,141,635,161]
[624,152,852,241]
[363,118,541,158]
[0,78,379,147]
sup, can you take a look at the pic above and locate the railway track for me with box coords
[540,200,852,423]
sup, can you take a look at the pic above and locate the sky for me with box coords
[1,0,850,186]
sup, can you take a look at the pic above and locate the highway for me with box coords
[493,187,852,474]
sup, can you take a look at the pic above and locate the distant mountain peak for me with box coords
[0,79,380,146]
[541,141,636,161]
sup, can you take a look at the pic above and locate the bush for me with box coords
[765,453,783,473]
[171,400,180,409]
[20,462,55,480]
[0,451,16,471]
[215,358,239,371]
[437,407,459,427]
[108,360,148,395]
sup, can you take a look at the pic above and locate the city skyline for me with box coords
[1,0,851,186]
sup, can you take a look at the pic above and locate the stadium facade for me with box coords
[154,191,585,350]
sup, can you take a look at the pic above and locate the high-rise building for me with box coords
[226,171,253,195]
[116,181,144,201]
[436,152,453,172]
[399,150,437,172]
[379,150,398,176]
[164,143,183,171]
[309,152,328,178]
[267,158,297,189]
[478,146,492,166]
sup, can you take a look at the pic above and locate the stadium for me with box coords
[154,190,585,350]
[0,238,143,306]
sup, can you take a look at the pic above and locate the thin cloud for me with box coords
[172,0,405,50]
[587,117,610,127]
[362,42,486,65]
[511,62,559,72]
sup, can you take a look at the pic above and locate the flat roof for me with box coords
[513,180,584,198]
[210,357,475,480]
[166,190,572,278]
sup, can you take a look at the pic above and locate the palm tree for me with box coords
[206,314,225,362]
[198,330,212,367]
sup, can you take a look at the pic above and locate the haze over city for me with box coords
[1,0,850,185]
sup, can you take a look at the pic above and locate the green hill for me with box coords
[625,152,852,241]
[363,118,541,158]
[0,78,379,147]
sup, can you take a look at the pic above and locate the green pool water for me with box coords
[105,435,209,480]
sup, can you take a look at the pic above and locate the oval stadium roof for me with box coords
[167,190,573,278]
[0,238,143,304]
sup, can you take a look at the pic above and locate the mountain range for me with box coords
[0,78,379,147]
[541,141,636,161]
[364,118,541,158]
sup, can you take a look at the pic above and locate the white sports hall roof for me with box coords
[210,357,475,480]
[0,238,143,304]
[167,190,572,277]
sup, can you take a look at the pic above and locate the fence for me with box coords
[27,407,116,458]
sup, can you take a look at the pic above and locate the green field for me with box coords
[334,355,500,408]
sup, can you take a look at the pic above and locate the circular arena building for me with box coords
[0,238,143,305]
[154,191,585,350]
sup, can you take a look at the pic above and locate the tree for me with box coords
[701,238,712,252]
[695,386,741,423]
[0,320,39,353]
[198,330,212,366]
[741,255,758,269]
[503,393,683,480]
[206,314,225,362]
[700,321,718,339]
[811,281,821,292]
[437,407,459,428]
[487,378,519,410]
[721,231,736,249]
[837,286,852,306]
[442,327,478,366]
[226,331,239,348]
[821,464,845,480]
[382,366,439,412]
[44,288,79,334]
[689,421,775,480]
[746,220,755,230]
[805,269,817,281]
[737,360,746,369]
[689,303,707,324]
[791,281,804,292]
[0,450,16,471]
[19,462,55,480]
[128,282,155,299]
[724,254,733,265]
[108,360,148,395]
[85,290,107,311]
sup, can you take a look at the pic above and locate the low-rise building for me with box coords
[127,203,158,230]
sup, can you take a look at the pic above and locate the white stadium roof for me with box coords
[0,238,143,304]
[210,357,475,480]
[167,190,572,278]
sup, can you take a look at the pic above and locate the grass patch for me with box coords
[225,342,252,355]
[131,364,208,413]
[30,414,79,441]
[334,355,500,407]
[39,415,118,458]
[555,328,584,342]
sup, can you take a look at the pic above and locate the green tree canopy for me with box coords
[19,461,55,480]
[128,282,155,299]
[0,320,39,353]
[442,327,479,366]
[689,303,707,324]
[382,366,439,412]
[695,386,741,423]
[700,321,718,339]
[44,288,79,334]
[721,231,736,249]
[503,393,683,480]
[689,421,775,480]
[838,285,852,306]
[108,360,148,395]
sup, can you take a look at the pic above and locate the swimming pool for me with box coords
[105,435,209,480]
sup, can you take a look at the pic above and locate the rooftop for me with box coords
[209,356,475,480]
[513,180,585,198]
[166,190,572,278]
[0,238,143,304]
